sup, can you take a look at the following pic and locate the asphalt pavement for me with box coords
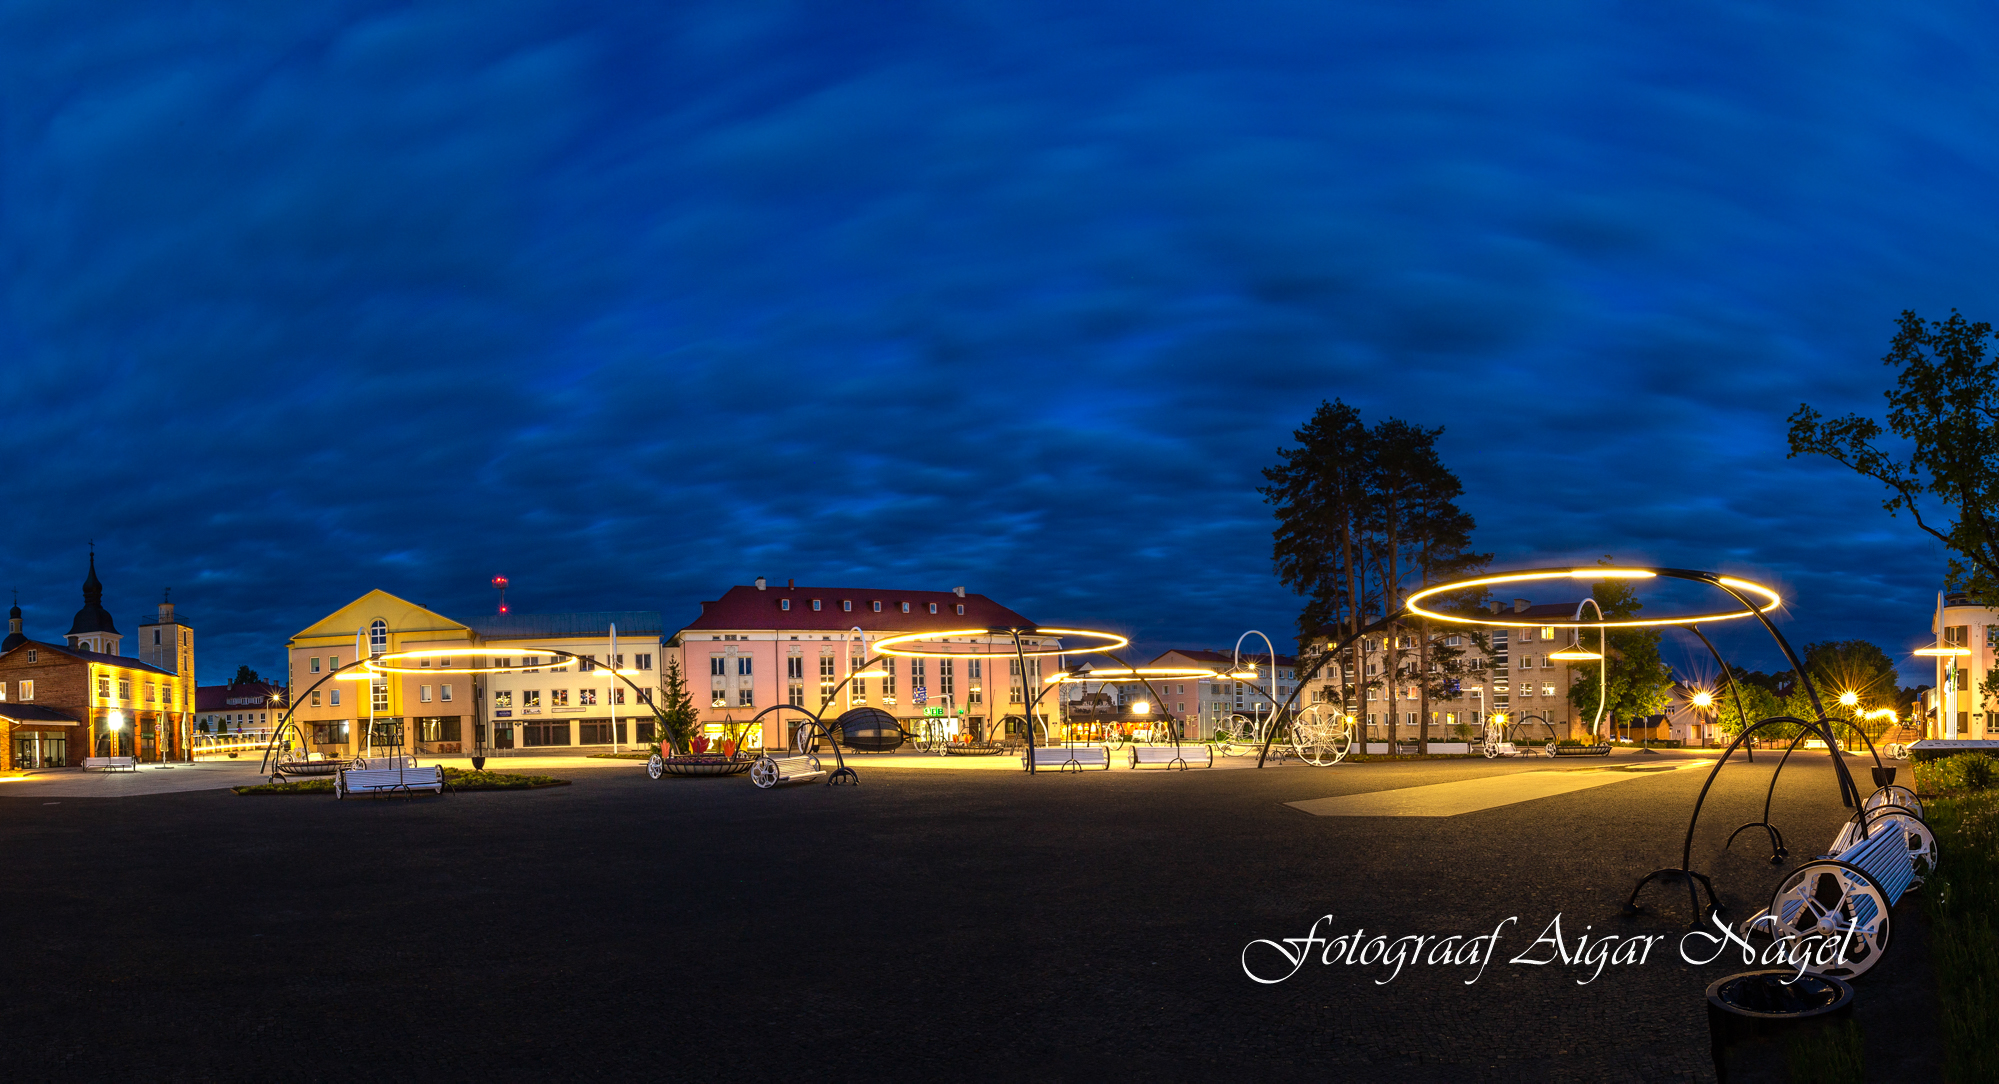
[0,750,1941,1082]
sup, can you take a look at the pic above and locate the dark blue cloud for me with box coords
[2,2,1993,683]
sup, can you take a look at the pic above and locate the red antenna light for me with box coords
[492,575,509,614]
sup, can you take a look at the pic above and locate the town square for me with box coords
[5,3,1999,1082]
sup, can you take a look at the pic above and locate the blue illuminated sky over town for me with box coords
[4,2,1993,682]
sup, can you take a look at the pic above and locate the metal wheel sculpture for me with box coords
[1864,784,1923,821]
[646,753,665,779]
[1752,861,1893,980]
[1217,715,1270,757]
[1288,706,1354,766]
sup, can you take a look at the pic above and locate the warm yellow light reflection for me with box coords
[1838,690,1860,708]
[1548,646,1604,661]
[873,627,1128,659]
[1689,690,1715,709]
[1045,666,1218,684]
[1914,645,1971,657]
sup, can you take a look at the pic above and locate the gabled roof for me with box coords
[290,589,472,643]
[0,640,179,678]
[683,585,1032,633]
[470,611,664,641]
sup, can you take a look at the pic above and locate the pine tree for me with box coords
[655,657,700,755]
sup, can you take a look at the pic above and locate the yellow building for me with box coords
[287,590,477,757]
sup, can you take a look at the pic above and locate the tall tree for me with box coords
[231,665,261,687]
[1789,309,1999,604]
[1262,400,1376,722]
[654,657,700,755]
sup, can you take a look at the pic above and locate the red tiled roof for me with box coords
[196,682,289,712]
[681,585,1033,634]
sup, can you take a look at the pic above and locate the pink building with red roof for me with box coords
[676,578,1050,749]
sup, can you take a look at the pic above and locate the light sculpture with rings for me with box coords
[1043,666,1218,685]
[1245,564,1894,953]
[1404,568,1781,628]
[872,627,1129,659]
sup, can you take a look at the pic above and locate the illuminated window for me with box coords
[19,680,32,700]
[494,690,513,709]
[737,686,754,707]
[118,678,131,700]
[523,690,541,709]
[369,619,387,656]
[552,689,570,708]
[97,676,110,698]
[310,657,321,673]
[578,688,597,706]
[371,679,388,712]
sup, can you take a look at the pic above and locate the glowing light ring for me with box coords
[1404,567,1781,629]
[363,646,591,676]
[871,627,1129,659]
[1045,666,1219,685]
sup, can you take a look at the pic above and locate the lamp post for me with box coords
[1548,598,1607,742]
[1232,630,1279,744]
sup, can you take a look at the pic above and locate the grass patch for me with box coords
[1914,753,1999,1082]
[232,767,569,796]
[1785,1019,1863,1084]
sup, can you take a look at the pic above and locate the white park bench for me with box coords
[1025,746,1110,772]
[1742,789,1935,980]
[335,765,446,799]
[1128,744,1214,770]
[751,753,827,789]
[83,756,137,772]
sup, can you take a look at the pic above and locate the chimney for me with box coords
[1512,599,1529,613]
[1486,601,1502,614]
[953,586,966,598]
[787,578,795,589]
[755,577,767,591]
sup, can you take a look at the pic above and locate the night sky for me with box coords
[5,3,1991,685]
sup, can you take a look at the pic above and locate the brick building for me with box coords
[0,556,197,768]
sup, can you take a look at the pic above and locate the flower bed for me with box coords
[232,768,569,795]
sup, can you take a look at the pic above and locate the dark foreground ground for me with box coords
[0,753,1941,1082]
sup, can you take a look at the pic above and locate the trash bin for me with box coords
[1706,970,1854,1083]
[1870,766,1896,788]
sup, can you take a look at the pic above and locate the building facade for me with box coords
[0,557,197,767]
[675,579,1048,749]
[285,590,664,758]
[1927,592,1993,740]
[1141,649,1299,739]
[195,681,288,737]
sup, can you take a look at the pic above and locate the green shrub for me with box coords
[1914,752,1999,794]
[1923,789,1999,1080]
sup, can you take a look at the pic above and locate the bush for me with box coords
[1915,752,1999,794]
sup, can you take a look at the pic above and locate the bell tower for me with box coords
[139,589,192,675]
[66,551,122,656]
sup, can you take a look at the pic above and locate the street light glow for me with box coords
[1838,690,1860,707]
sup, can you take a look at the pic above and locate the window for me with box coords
[580,655,597,672]
[900,602,910,613]
[494,690,513,709]
[711,656,726,676]
[19,680,32,700]
[870,601,883,613]
[781,598,791,611]
[1542,684,1556,697]
[882,658,897,700]
[328,655,339,670]
[940,658,954,700]
[787,656,804,679]
[523,690,541,709]
[313,721,350,745]
[737,657,752,676]
[369,679,386,712]
[842,600,852,612]
[25,649,35,663]
[811,599,822,611]
[613,687,626,705]
[580,721,623,745]
[97,676,110,698]
[310,657,321,674]
[369,619,387,656]
[441,684,453,702]
[118,678,130,700]
[819,654,836,706]
[579,688,598,706]
[436,657,450,668]
[311,691,321,707]
[737,687,754,707]
[637,654,653,670]
[1539,626,1556,640]
[928,602,937,614]
[955,604,964,615]
[330,689,341,707]
[419,685,433,703]
[552,689,570,708]
[523,721,570,747]
[418,717,462,743]
[789,681,804,707]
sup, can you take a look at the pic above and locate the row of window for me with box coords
[0,676,181,706]
[493,688,650,708]
[775,599,967,615]
[305,652,655,674]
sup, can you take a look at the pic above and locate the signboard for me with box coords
[914,685,928,704]
[922,706,946,717]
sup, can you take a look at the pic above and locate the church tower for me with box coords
[66,552,122,656]
[139,590,194,677]
[2,594,24,652]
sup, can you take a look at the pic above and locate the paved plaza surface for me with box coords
[0,750,1941,1081]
